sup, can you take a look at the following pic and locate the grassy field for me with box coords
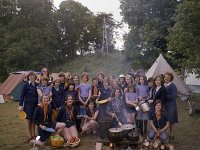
[53,51,132,77]
[0,97,200,150]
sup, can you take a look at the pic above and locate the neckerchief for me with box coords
[93,85,98,95]
[66,106,74,121]
[89,108,95,117]
[38,103,48,122]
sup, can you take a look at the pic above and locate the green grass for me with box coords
[1,99,200,149]
[190,93,200,102]
[53,51,132,77]
[0,101,96,150]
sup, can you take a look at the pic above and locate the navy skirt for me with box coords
[24,98,38,120]
[38,122,56,142]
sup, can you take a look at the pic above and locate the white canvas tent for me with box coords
[0,95,5,103]
[146,54,190,96]
[185,72,200,93]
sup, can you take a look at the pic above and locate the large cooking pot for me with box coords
[138,101,150,112]
[121,124,135,138]
[108,128,123,143]
[127,129,139,142]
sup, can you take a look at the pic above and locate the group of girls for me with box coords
[19,67,178,145]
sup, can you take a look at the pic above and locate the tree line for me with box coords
[0,0,116,81]
[120,0,200,77]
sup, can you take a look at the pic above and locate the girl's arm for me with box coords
[78,91,85,105]
[149,120,158,133]
[96,90,101,103]
[86,88,92,104]
[48,90,53,98]
[159,121,169,132]
[125,96,134,106]
[124,87,128,94]
[91,110,99,120]
[19,84,26,108]
[106,102,116,118]
[37,88,43,98]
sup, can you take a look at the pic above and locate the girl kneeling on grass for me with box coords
[32,95,66,145]
[57,95,79,141]
[82,100,99,136]
[148,100,169,143]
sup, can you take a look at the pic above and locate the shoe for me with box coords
[25,137,34,144]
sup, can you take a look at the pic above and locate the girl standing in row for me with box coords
[19,71,38,143]
[125,84,138,124]
[136,75,150,137]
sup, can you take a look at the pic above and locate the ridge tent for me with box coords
[146,54,190,97]
[0,71,39,101]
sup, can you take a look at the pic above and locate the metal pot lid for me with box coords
[109,127,123,132]
[121,124,135,130]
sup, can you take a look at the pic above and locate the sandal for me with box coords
[25,137,34,144]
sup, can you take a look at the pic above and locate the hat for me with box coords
[119,74,125,78]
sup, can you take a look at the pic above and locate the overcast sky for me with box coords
[54,0,122,21]
[53,0,127,49]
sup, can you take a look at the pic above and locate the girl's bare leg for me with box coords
[70,126,78,138]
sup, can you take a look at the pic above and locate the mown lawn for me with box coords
[0,98,200,150]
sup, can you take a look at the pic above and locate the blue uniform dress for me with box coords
[57,106,78,128]
[152,86,167,103]
[165,83,178,123]
[98,87,112,117]
[136,84,150,120]
[150,86,167,113]
[33,105,56,142]
[106,96,128,127]
[125,92,138,113]
[98,81,104,90]
[19,81,38,120]
[52,86,65,109]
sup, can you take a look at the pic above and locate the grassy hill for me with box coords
[54,51,132,77]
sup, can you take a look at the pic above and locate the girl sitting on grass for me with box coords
[81,100,99,136]
[57,95,79,141]
[32,95,65,145]
[148,100,169,143]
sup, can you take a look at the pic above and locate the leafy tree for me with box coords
[120,0,178,69]
[167,0,200,76]
[58,0,99,57]
[0,0,17,80]
[3,0,60,72]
